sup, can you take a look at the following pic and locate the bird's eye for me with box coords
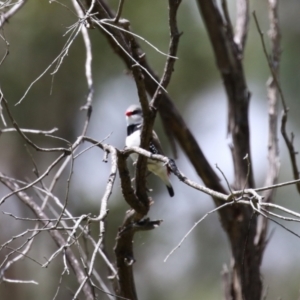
[131,109,141,116]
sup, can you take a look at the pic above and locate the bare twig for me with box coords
[197,0,254,190]
[3,278,38,285]
[253,10,300,193]
[150,0,182,157]
[234,0,249,52]
[114,0,125,23]
[16,17,87,105]
[281,115,300,192]
[0,88,7,126]
[124,146,228,200]
[151,0,182,103]
[216,164,233,194]
[0,177,94,300]
[0,153,67,205]
[92,17,167,94]
[164,200,235,262]
[132,0,182,203]
[89,0,228,206]
[0,0,27,29]
[100,20,178,59]
[0,35,9,68]
[2,171,118,278]
[1,127,58,134]
[2,97,70,153]
[264,40,281,200]
[72,0,94,109]
[253,11,286,111]
[255,0,281,247]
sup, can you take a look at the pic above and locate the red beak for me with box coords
[125,111,132,116]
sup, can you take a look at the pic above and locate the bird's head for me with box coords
[125,104,143,125]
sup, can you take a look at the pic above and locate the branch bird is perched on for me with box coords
[125,104,174,197]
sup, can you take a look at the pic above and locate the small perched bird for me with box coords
[125,104,174,197]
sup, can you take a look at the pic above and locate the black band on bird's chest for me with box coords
[127,124,141,135]
[127,124,158,155]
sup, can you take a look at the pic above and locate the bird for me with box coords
[125,104,174,197]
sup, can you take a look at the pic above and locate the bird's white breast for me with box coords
[126,129,141,147]
[126,129,169,185]
[126,130,141,162]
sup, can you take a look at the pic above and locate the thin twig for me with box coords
[101,20,178,59]
[92,17,167,93]
[124,146,228,200]
[114,0,125,23]
[0,32,9,69]
[150,0,182,157]
[254,178,300,192]
[0,0,27,28]
[17,18,85,105]
[72,0,94,109]
[253,11,286,111]
[0,88,7,126]
[0,177,94,299]
[255,0,281,248]
[216,164,233,194]
[164,201,235,261]
[3,278,38,285]
[2,97,70,153]
[1,127,58,134]
[0,153,67,205]
[253,12,300,192]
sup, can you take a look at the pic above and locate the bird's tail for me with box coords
[166,184,174,197]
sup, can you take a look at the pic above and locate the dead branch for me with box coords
[85,0,227,201]
[253,10,300,194]
[197,0,253,189]
[0,176,94,300]
[196,1,261,299]
[0,0,27,29]
[234,0,249,52]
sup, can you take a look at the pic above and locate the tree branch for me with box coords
[195,1,262,299]
[0,176,94,300]
[0,0,27,29]
[255,0,281,249]
[85,0,226,202]
[234,0,249,52]
[196,0,253,190]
